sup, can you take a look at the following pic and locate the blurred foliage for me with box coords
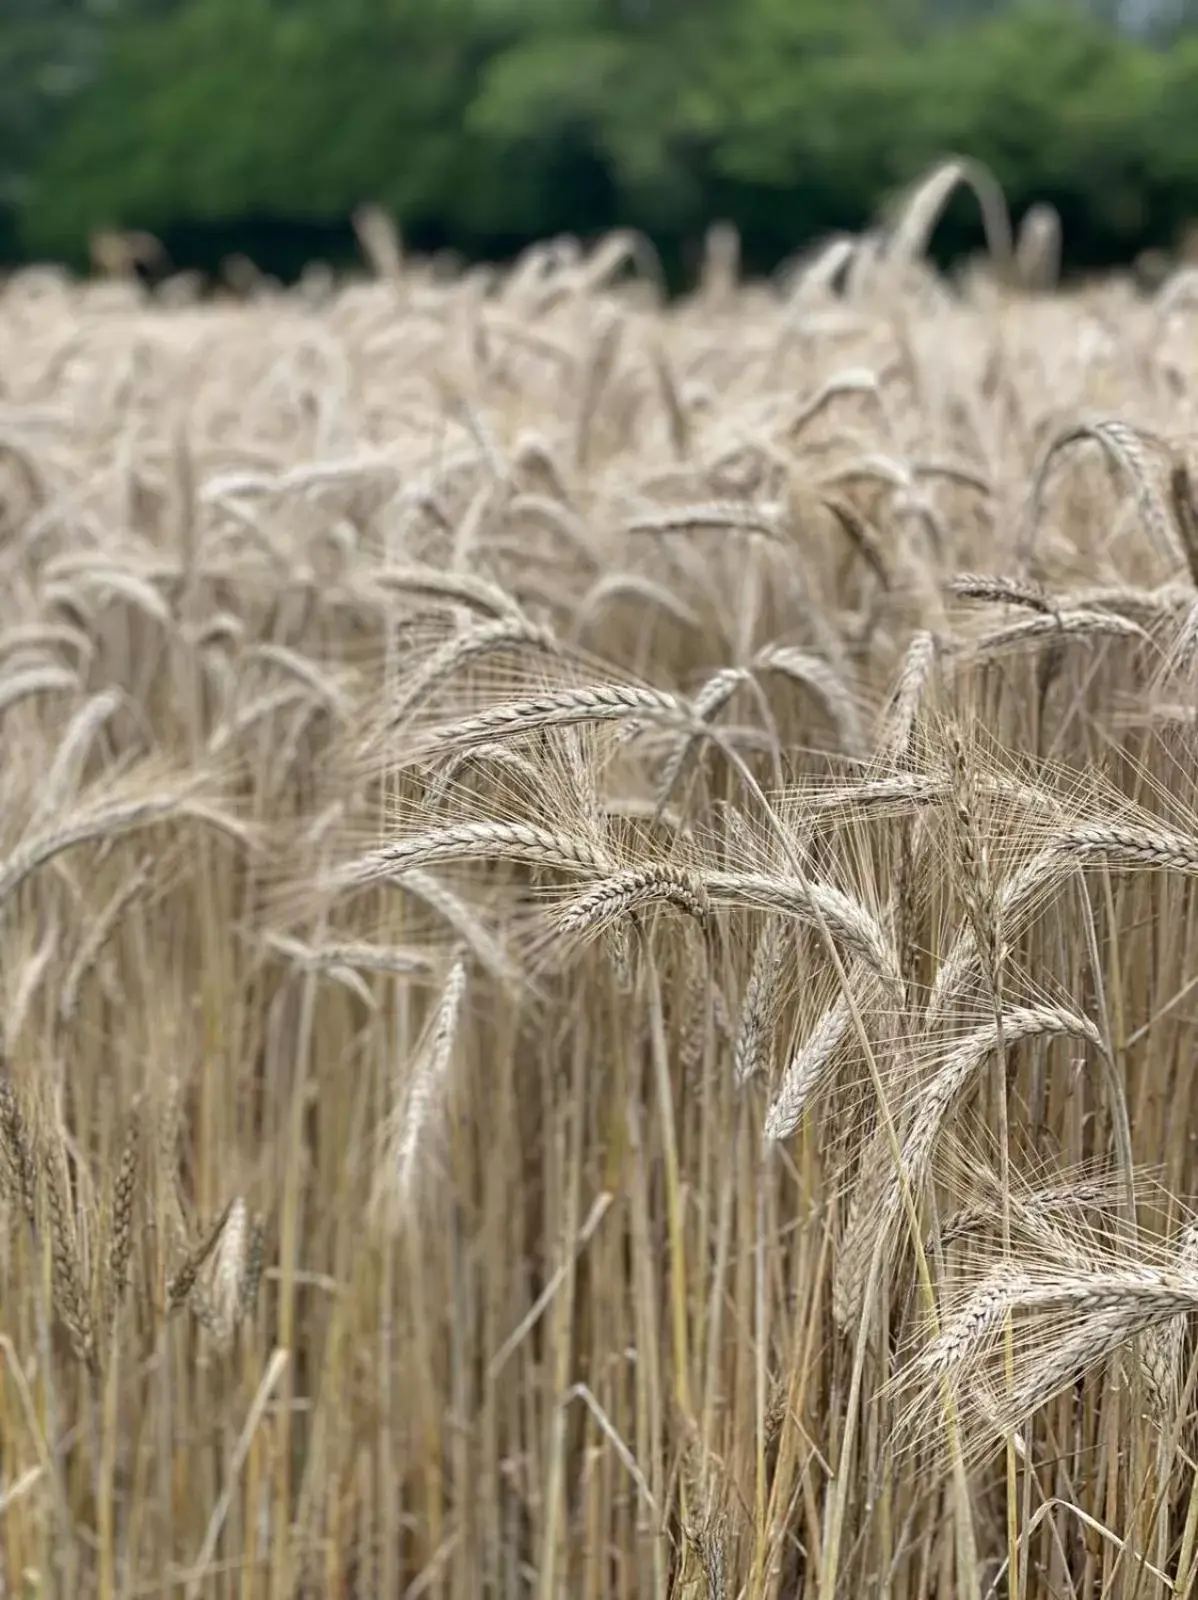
[5,0,1198,281]
[0,0,109,206]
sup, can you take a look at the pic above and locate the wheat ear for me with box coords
[324,821,614,895]
[373,953,468,1227]
[557,866,713,937]
[835,1006,1103,1328]
[734,920,781,1086]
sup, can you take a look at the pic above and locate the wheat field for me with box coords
[3,164,1198,1597]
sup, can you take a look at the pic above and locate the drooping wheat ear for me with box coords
[556,733,599,839]
[0,1073,36,1226]
[56,565,174,629]
[722,804,767,872]
[496,499,589,585]
[807,773,946,821]
[426,743,545,806]
[912,1263,1198,1448]
[751,646,865,759]
[384,619,563,732]
[878,631,938,763]
[0,621,93,671]
[1021,417,1180,572]
[0,788,252,915]
[416,683,696,759]
[376,563,526,623]
[207,684,312,756]
[264,934,435,980]
[1095,419,1178,560]
[373,953,468,1228]
[166,1198,236,1314]
[558,866,712,937]
[764,974,884,1140]
[585,226,662,294]
[1052,818,1198,875]
[0,662,78,723]
[947,573,1056,615]
[37,688,124,817]
[886,156,1013,269]
[1169,459,1198,589]
[913,1009,1101,1181]
[626,501,786,541]
[783,233,855,301]
[1008,1321,1160,1437]
[107,1108,139,1313]
[919,1265,1034,1377]
[656,668,750,806]
[835,1006,1102,1328]
[936,1179,1106,1263]
[508,428,569,496]
[1064,580,1193,624]
[821,494,889,588]
[958,609,1150,664]
[244,644,351,719]
[42,1134,97,1373]
[170,419,195,589]
[60,859,152,1023]
[924,816,1198,1028]
[733,920,780,1086]
[6,926,58,1054]
[701,871,902,995]
[324,821,614,897]
[1138,1221,1198,1423]
[574,571,704,637]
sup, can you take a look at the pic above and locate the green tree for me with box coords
[0,0,110,208]
[12,0,1198,281]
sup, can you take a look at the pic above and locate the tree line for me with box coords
[5,0,1198,286]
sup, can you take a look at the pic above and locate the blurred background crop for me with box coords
[4,0,1198,289]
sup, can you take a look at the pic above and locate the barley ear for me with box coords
[107,1106,140,1316]
[0,1072,37,1227]
[166,1197,236,1314]
[43,1135,97,1374]
[734,920,780,1085]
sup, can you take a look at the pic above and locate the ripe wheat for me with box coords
[5,160,1198,1597]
